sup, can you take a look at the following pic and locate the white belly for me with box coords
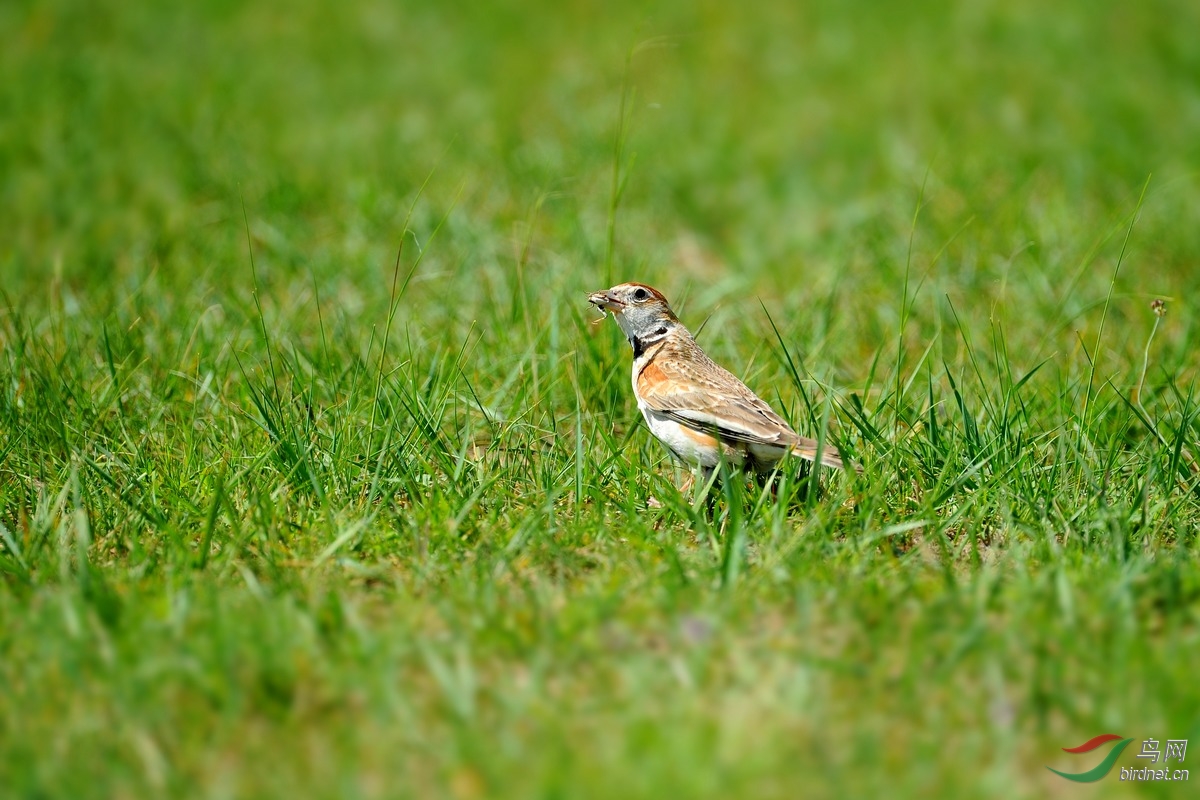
[639,406,735,469]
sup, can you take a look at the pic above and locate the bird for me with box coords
[587,282,851,493]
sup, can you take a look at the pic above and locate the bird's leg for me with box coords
[649,466,697,509]
[699,466,719,519]
[767,463,789,501]
[648,466,718,514]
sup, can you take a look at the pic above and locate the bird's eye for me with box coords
[633,288,649,301]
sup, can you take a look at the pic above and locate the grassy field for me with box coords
[3,0,1200,796]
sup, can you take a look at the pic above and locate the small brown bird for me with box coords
[588,282,850,490]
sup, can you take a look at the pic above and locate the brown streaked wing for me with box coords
[636,338,800,448]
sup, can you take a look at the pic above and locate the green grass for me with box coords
[3,0,1200,796]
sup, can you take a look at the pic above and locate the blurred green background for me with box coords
[2,0,1199,797]
[7,0,1199,308]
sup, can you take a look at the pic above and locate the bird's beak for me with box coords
[587,290,625,313]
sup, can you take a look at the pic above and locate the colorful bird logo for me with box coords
[1047,734,1134,782]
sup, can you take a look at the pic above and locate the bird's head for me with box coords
[587,282,681,345]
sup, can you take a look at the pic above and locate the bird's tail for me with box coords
[789,437,857,472]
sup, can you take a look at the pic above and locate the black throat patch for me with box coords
[630,326,669,360]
